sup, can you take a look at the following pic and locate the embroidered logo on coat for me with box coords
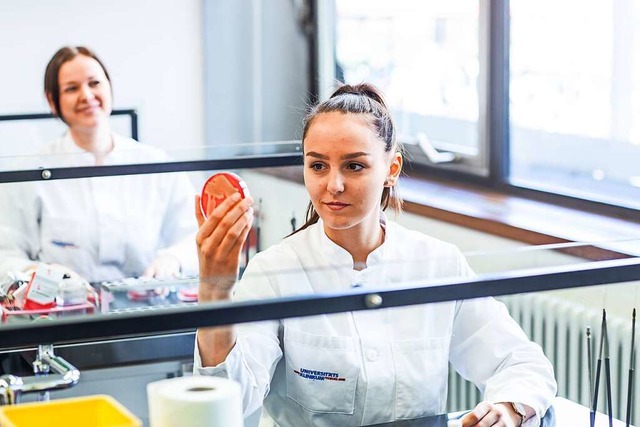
[51,240,78,248]
[293,368,346,381]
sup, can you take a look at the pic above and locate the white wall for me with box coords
[0,0,204,152]
[202,0,309,145]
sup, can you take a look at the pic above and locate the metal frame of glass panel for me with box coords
[1,257,639,350]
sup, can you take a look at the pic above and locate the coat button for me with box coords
[366,349,379,362]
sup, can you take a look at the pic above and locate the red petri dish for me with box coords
[200,172,249,218]
[126,287,169,301]
[177,287,198,302]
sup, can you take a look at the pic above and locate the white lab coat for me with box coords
[0,133,197,282]
[195,216,557,427]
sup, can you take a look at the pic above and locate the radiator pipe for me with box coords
[603,311,612,427]
[592,309,606,427]
[626,308,635,427]
[587,326,594,427]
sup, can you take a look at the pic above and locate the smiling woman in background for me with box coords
[0,46,197,282]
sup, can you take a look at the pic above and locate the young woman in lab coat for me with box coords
[193,84,557,426]
[0,46,196,282]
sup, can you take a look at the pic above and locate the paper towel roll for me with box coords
[147,376,243,427]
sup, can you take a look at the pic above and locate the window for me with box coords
[320,0,484,173]
[317,0,640,213]
[510,0,640,210]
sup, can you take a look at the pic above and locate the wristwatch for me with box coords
[509,402,527,426]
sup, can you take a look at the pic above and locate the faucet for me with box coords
[0,344,80,405]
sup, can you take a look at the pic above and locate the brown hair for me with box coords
[295,83,403,234]
[44,46,111,123]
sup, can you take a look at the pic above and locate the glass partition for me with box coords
[2,255,640,424]
[1,227,639,339]
[0,139,302,178]
[1,163,640,424]
[1,164,638,333]
[0,217,640,425]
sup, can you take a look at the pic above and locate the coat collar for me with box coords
[313,211,389,270]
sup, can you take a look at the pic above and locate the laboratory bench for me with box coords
[372,397,629,426]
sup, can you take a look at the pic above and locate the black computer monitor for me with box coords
[0,109,138,160]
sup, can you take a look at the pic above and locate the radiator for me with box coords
[447,293,640,426]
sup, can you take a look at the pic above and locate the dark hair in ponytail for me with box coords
[293,83,403,235]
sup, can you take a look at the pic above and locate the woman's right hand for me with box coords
[195,192,254,301]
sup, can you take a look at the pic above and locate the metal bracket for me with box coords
[415,133,458,164]
[0,344,80,405]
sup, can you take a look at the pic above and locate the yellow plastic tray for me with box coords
[0,394,141,427]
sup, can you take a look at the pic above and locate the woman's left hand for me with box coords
[143,253,181,279]
[459,401,520,426]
